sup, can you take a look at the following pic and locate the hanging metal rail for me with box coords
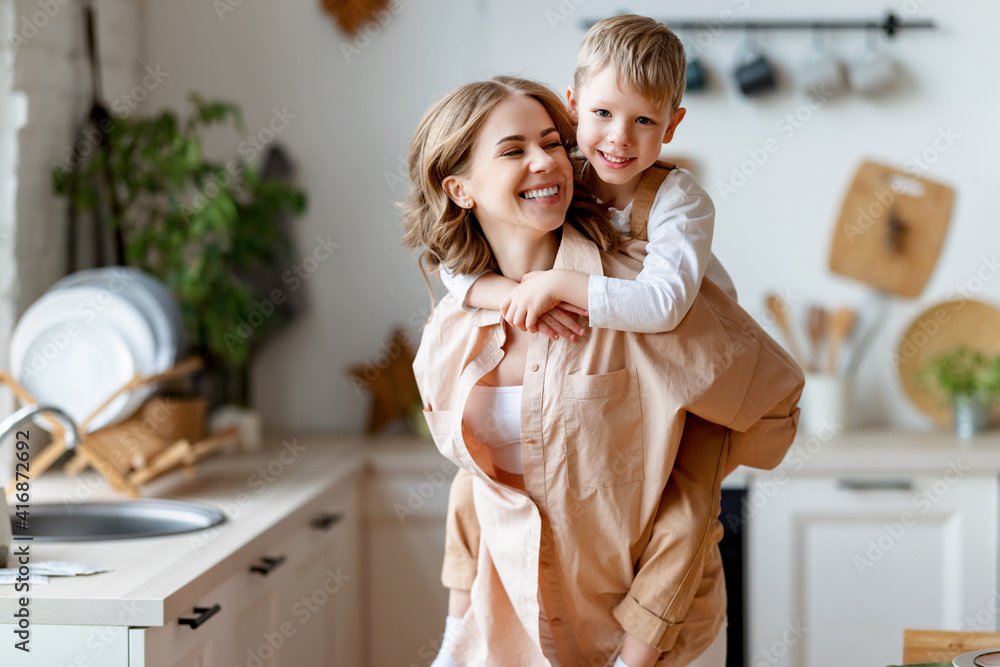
[580,12,935,37]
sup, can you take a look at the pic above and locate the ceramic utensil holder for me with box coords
[801,373,852,435]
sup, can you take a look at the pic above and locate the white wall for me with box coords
[138,0,1000,432]
[1,0,144,419]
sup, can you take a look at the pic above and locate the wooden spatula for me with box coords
[806,305,827,372]
[767,293,805,369]
[826,307,857,374]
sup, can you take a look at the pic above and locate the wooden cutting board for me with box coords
[829,161,954,298]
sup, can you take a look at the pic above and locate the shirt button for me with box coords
[528,363,539,372]
[549,617,563,627]
[524,437,535,444]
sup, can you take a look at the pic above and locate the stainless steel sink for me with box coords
[9,499,227,542]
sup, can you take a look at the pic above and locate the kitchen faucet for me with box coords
[0,405,82,451]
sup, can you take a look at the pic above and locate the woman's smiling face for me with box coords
[445,94,574,239]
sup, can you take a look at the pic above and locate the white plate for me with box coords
[11,286,158,431]
[954,648,1000,666]
[49,267,183,372]
[17,322,136,431]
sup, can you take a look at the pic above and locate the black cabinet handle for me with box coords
[837,478,913,491]
[250,555,286,576]
[311,513,343,530]
[179,605,221,629]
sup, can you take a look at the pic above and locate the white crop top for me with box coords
[462,384,523,474]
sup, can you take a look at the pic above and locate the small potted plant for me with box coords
[918,346,1000,437]
[52,94,307,416]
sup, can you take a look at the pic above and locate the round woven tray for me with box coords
[896,299,1000,426]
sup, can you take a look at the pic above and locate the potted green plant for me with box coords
[918,346,1000,437]
[52,93,307,411]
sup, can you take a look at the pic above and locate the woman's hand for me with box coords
[618,632,663,667]
[537,304,589,341]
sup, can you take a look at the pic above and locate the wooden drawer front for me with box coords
[138,571,237,667]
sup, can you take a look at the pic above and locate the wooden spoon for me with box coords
[766,293,806,369]
[826,307,857,374]
[806,305,827,372]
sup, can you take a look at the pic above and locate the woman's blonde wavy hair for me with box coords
[401,75,618,290]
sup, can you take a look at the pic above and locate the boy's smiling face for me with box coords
[568,66,685,204]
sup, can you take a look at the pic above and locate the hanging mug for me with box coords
[847,31,898,95]
[685,57,707,92]
[796,30,846,97]
[733,36,777,97]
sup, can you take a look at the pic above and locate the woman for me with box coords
[402,76,803,667]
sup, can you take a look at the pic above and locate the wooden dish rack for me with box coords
[0,356,239,498]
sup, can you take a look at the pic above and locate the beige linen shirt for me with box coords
[413,224,803,667]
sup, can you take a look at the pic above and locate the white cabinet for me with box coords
[132,474,362,667]
[363,444,458,667]
[748,471,998,667]
[0,463,362,667]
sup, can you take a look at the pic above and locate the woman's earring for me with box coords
[464,200,473,208]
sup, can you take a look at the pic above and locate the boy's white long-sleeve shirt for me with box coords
[440,167,737,332]
[589,167,738,333]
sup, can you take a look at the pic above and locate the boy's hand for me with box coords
[500,270,588,338]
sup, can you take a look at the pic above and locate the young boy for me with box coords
[441,14,738,338]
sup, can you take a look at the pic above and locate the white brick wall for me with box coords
[0,0,144,417]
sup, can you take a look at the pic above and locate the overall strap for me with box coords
[630,160,676,241]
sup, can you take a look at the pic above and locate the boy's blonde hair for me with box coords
[574,14,686,113]
[402,75,617,282]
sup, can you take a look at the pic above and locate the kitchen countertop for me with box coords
[726,428,1000,487]
[0,432,369,626]
[3,428,998,626]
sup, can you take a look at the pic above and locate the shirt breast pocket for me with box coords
[563,367,644,488]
